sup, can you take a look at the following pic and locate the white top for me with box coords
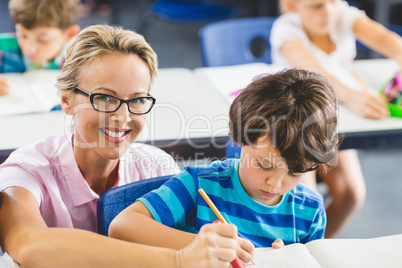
[270,1,365,91]
[0,135,180,232]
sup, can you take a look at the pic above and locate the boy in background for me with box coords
[108,69,341,262]
[0,0,81,95]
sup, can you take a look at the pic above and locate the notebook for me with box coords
[0,70,61,117]
[247,234,402,268]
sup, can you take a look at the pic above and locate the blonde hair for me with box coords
[8,0,80,30]
[56,25,158,93]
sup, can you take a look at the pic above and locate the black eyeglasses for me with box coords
[73,87,156,115]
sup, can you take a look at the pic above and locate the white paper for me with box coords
[0,70,61,117]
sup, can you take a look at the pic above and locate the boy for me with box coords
[0,0,81,95]
[109,69,340,253]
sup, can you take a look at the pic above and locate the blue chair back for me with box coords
[226,140,241,159]
[97,174,174,236]
[150,0,236,23]
[389,24,402,36]
[199,17,277,67]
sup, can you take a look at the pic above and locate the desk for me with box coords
[1,60,402,164]
[194,59,402,151]
[0,68,230,163]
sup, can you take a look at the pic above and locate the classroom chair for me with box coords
[389,24,402,36]
[97,174,174,236]
[199,17,277,67]
[139,0,237,34]
[226,140,241,159]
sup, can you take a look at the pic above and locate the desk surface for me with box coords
[0,68,230,160]
[1,60,402,162]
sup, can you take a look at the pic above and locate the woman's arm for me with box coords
[0,187,240,268]
[109,200,254,264]
[279,40,389,119]
[354,15,402,69]
[109,200,196,249]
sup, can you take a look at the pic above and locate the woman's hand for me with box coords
[345,89,389,119]
[272,238,285,249]
[0,74,9,96]
[175,223,240,268]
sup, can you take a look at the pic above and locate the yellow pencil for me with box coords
[198,188,227,223]
[198,188,255,266]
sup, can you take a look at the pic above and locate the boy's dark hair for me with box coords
[229,69,341,174]
[9,0,80,30]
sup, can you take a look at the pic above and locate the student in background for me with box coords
[271,0,402,238]
[0,0,81,96]
[0,25,243,268]
[109,70,340,259]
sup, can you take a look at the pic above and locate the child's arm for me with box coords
[0,74,9,96]
[109,200,255,264]
[353,15,402,70]
[0,187,242,268]
[279,40,389,119]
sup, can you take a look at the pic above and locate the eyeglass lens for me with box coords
[92,94,154,114]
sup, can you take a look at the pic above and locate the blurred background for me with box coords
[1,0,402,239]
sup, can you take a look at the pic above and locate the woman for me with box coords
[0,25,247,267]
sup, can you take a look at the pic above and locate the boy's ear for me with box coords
[64,25,81,41]
[61,93,75,115]
[284,0,297,12]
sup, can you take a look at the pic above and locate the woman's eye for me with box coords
[130,98,145,104]
[98,95,111,102]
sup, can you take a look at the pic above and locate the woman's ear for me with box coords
[61,92,75,115]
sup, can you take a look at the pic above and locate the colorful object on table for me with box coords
[228,88,244,97]
[380,72,402,117]
[198,188,243,268]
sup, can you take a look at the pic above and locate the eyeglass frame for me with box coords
[73,86,156,115]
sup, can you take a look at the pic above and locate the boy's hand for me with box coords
[272,238,285,249]
[176,223,239,268]
[236,236,254,265]
[0,74,9,96]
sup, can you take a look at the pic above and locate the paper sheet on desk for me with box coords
[194,63,283,104]
[0,70,61,117]
[245,245,321,268]
[245,235,402,268]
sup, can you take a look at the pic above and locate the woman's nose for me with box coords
[111,103,131,123]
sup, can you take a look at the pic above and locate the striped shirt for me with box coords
[139,158,326,247]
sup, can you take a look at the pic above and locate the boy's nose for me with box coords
[25,42,38,56]
[266,172,284,188]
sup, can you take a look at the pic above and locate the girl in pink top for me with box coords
[0,25,253,268]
